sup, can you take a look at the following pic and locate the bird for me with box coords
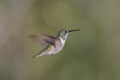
[29,29,80,58]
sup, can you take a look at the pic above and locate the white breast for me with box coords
[60,37,66,46]
[47,37,67,55]
[53,37,66,54]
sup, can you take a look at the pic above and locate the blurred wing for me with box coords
[29,34,56,46]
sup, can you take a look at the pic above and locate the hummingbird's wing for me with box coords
[29,34,56,46]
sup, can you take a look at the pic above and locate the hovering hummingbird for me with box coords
[29,29,80,58]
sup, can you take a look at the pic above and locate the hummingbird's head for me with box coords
[57,29,80,40]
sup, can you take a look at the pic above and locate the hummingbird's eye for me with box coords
[65,30,67,33]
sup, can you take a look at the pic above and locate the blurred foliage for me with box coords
[0,0,120,80]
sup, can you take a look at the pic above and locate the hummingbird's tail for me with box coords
[32,54,38,58]
[32,45,48,58]
[32,51,47,58]
[32,53,43,58]
[32,53,45,58]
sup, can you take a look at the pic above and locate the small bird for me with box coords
[29,29,80,58]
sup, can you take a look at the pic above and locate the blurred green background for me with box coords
[0,0,120,80]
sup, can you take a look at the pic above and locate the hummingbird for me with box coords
[29,29,80,58]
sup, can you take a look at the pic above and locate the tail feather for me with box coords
[32,52,46,58]
[32,54,38,58]
[32,45,48,58]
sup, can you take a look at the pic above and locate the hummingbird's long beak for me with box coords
[68,29,80,32]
